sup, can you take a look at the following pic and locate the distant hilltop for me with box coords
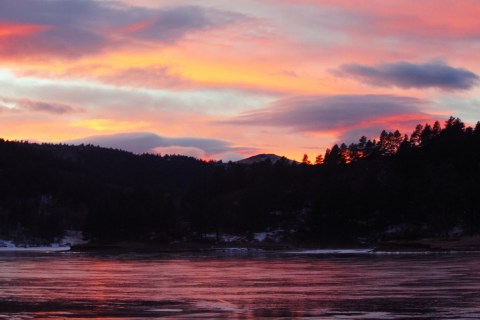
[236,153,294,165]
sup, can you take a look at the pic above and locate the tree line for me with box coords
[0,116,479,244]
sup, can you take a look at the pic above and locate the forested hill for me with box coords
[1,116,480,245]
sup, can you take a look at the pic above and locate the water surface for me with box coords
[1,250,480,319]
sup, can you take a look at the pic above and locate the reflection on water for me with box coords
[1,250,480,319]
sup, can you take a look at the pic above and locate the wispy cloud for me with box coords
[230,94,428,131]
[227,94,434,143]
[335,61,479,91]
[119,5,242,43]
[0,0,245,59]
[0,70,272,116]
[98,66,188,89]
[272,0,480,39]
[0,97,80,114]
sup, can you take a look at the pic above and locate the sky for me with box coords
[0,0,479,161]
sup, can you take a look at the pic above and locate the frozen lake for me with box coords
[1,249,480,319]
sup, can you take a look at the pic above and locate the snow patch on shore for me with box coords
[0,242,70,252]
[253,232,267,242]
[0,230,86,252]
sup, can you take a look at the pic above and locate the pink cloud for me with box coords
[272,0,480,39]
[0,22,49,37]
[151,146,207,158]
[98,66,189,90]
[0,1,247,60]
[226,94,438,145]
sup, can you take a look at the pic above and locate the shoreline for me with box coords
[2,236,480,254]
[374,235,480,253]
[70,240,373,253]
[70,235,480,253]
[0,246,71,252]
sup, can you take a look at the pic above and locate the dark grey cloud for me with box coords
[335,61,479,91]
[129,6,240,43]
[229,94,428,132]
[66,132,247,156]
[0,0,244,58]
[0,0,109,57]
[0,0,101,26]
[0,97,79,114]
[20,99,79,114]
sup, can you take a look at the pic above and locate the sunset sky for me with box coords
[1,0,479,161]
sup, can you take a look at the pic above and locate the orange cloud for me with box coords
[70,119,150,132]
[89,47,330,95]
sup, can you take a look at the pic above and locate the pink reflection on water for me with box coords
[1,252,480,318]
